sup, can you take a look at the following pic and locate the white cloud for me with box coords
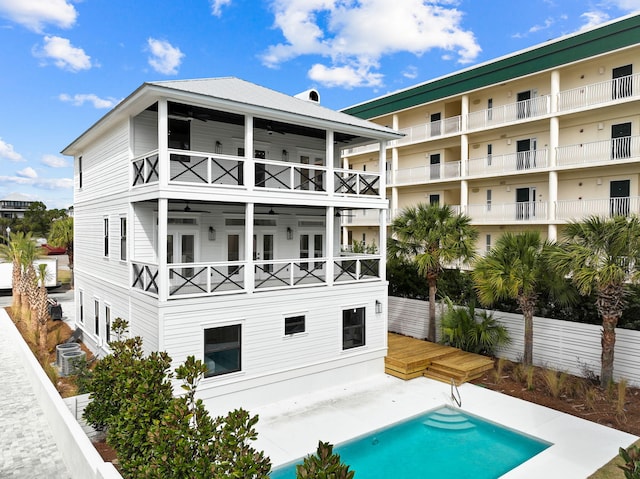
[34,36,93,72]
[402,65,418,79]
[59,93,119,109]
[0,138,23,162]
[0,174,73,189]
[262,0,480,88]
[0,0,77,32]
[528,17,555,33]
[210,0,232,16]
[308,63,384,88]
[579,11,611,30]
[17,166,37,178]
[147,38,184,75]
[41,154,70,168]
[607,0,640,10]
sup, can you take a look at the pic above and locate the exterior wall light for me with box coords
[375,300,383,314]
[208,227,216,241]
[286,227,293,240]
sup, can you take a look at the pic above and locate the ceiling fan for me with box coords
[168,201,211,213]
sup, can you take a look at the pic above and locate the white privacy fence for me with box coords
[388,296,640,387]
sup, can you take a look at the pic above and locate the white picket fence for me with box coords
[388,296,640,387]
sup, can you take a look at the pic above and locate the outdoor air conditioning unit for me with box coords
[60,350,86,377]
[56,343,80,367]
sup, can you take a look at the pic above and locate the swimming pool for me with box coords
[270,405,551,479]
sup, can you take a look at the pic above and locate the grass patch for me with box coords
[588,439,640,479]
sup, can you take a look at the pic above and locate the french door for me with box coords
[253,232,275,278]
[516,187,536,220]
[167,231,197,287]
[610,180,630,217]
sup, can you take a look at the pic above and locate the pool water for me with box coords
[270,405,551,479]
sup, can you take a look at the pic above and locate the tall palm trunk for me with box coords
[11,256,22,315]
[427,275,437,342]
[600,315,617,387]
[517,294,537,366]
[36,264,50,362]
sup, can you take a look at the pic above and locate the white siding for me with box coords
[133,110,158,155]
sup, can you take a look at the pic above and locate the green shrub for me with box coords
[296,441,355,479]
[619,445,640,478]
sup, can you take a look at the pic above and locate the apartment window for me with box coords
[486,234,492,253]
[343,307,365,350]
[103,218,109,257]
[284,315,305,335]
[94,300,100,336]
[362,233,366,243]
[612,64,633,99]
[486,190,492,211]
[429,194,440,205]
[487,98,493,120]
[78,156,83,188]
[79,290,84,323]
[105,305,111,343]
[204,325,241,377]
[487,144,493,166]
[611,122,632,159]
[120,217,127,261]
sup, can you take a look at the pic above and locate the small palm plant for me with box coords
[439,299,509,357]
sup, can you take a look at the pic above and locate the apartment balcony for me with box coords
[465,201,549,224]
[556,196,640,221]
[467,149,548,177]
[396,116,462,146]
[467,96,551,131]
[556,136,640,168]
[558,73,640,112]
[132,149,383,199]
[341,208,385,227]
[131,254,381,299]
[392,161,462,185]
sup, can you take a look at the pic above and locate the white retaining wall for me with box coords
[388,296,640,387]
[0,311,121,479]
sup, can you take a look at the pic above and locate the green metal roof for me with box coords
[343,14,640,119]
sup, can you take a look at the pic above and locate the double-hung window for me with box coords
[204,325,241,377]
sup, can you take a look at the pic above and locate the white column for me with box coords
[460,133,469,178]
[326,129,334,196]
[157,99,169,187]
[460,180,468,213]
[550,70,560,114]
[244,115,254,191]
[245,202,254,293]
[378,140,387,192]
[326,206,334,287]
[157,198,168,301]
[461,94,469,131]
[379,208,387,281]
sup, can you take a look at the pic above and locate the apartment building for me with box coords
[61,78,400,412]
[341,13,640,254]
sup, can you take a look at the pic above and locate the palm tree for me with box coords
[48,216,74,286]
[389,203,478,341]
[472,231,572,366]
[18,236,40,325]
[550,215,640,387]
[0,232,31,315]
[35,263,50,361]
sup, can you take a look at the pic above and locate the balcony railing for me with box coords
[392,161,461,185]
[131,255,381,299]
[255,158,325,192]
[466,201,548,223]
[467,149,548,177]
[334,169,381,197]
[396,116,462,146]
[556,196,640,221]
[467,95,551,131]
[342,209,384,226]
[557,136,640,167]
[558,73,640,111]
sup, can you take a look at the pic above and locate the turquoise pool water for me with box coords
[270,405,551,479]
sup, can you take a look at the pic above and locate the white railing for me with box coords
[467,95,551,131]
[342,143,382,157]
[466,201,548,223]
[392,161,461,184]
[342,209,382,226]
[558,73,639,111]
[556,196,640,221]
[556,136,640,167]
[467,149,548,177]
[396,116,462,146]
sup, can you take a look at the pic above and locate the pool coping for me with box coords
[253,374,638,479]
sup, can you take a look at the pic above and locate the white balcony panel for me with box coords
[467,149,548,177]
[393,161,461,185]
[556,196,640,221]
[467,95,551,131]
[558,73,640,111]
[342,209,382,227]
[396,116,462,146]
[467,202,548,223]
[556,136,640,167]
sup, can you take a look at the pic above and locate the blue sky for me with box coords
[0,0,638,209]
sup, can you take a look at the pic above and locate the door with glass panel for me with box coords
[167,231,197,293]
[253,232,275,281]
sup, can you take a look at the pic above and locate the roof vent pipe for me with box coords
[294,89,320,104]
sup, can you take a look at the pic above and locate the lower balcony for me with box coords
[556,196,640,221]
[556,136,640,168]
[131,255,381,299]
[465,202,549,224]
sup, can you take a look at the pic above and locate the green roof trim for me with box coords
[343,14,640,119]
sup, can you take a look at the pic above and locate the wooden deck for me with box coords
[385,333,495,384]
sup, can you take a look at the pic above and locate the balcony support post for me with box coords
[326,206,334,287]
[379,208,387,281]
[157,99,169,187]
[326,129,334,196]
[244,115,255,192]
[460,180,468,214]
[245,202,254,294]
[157,198,168,302]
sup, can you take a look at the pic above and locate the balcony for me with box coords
[342,209,384,227]
[396,116,462,146]
[131,255,381,299]
[556,196,640,221]
[392,161,462,185]
[467,149,548,177]
[558,73,640,112]
[556,136,640,168]
[132,150,382,199]
[465,201,549,224]
[467,96,551,131]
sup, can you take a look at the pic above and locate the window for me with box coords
[487,144,493,166]
[343,307,365,350]
[429,194,440,205]
[284,315,305,335]
[612,64,633,99]
[78,156,83,188]
[227,234,240,275]
[487,98,493,120]
[486,189,492,211]
[94,300,100,336]
[204,325,241,377]
[120,217,127,261]
[105,306,111,343]
[79,290,84,323]
[486,234,492,253]
[103,218,109,257]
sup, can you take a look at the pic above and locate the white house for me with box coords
[61,78,401,413]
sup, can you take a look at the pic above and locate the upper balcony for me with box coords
[556,135,640,168]
[558,72,640,112]
[467,95,551,132]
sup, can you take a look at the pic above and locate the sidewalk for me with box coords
[0,309,72,478]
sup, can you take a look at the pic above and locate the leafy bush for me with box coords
[439,300,509,356]
[296,441,355,479]
[619,445,640,478]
